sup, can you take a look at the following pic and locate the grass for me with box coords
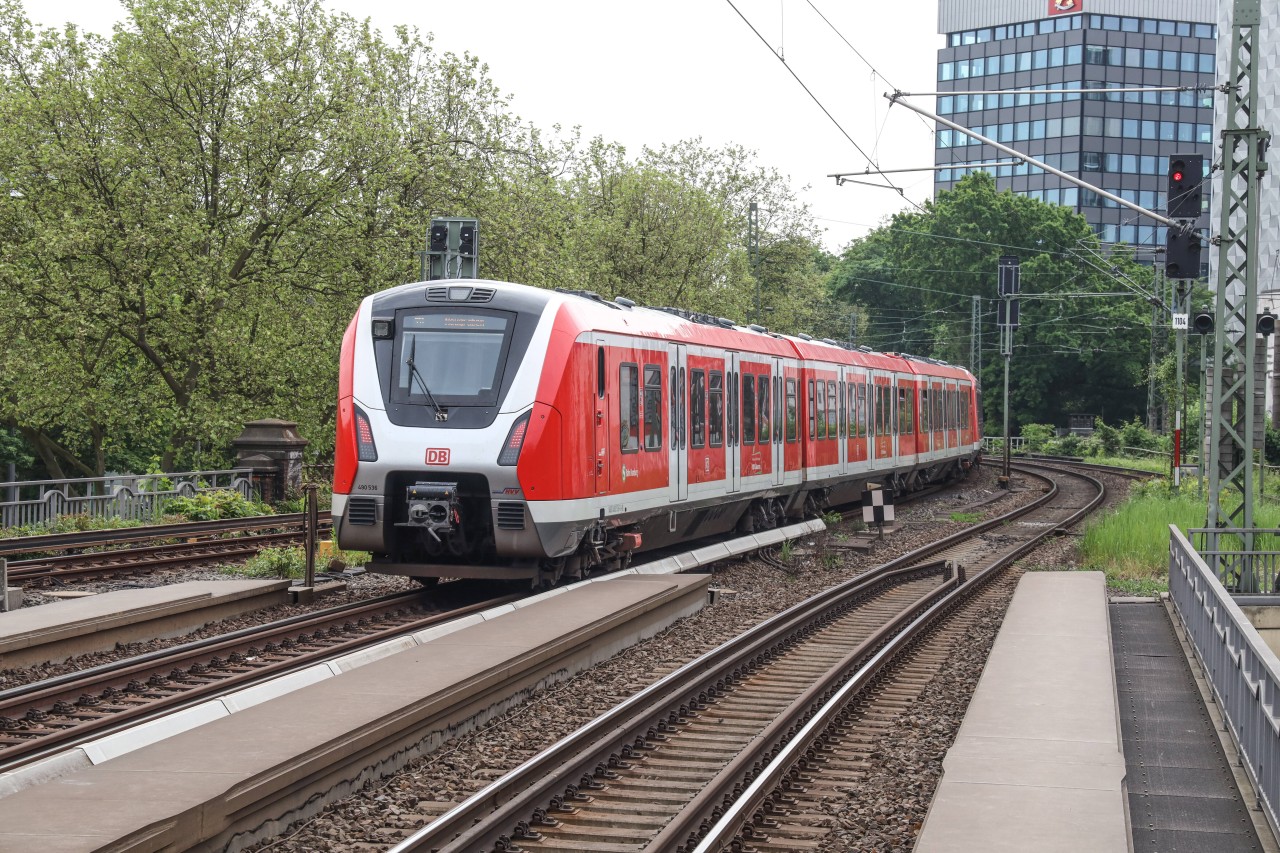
[949,511,982,523]
[222,544,371,579]
[1076,479,1280,594]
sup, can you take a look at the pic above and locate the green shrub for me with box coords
[1119,417,1158,451]
[163,490,274,521]
[1092,419,1121,456]
[0,513,143,540]
[1019,423,1056,453]
[223,545,370,579]
[1046,434,1085,457]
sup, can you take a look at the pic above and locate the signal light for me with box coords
[1165,228,1202,279]
[1259,310,1276,337]
[1167,153,1204,219]
[429,224,448,252]
[496,412,531,466]
[1192,311,1214,335]
[458,224,476,257]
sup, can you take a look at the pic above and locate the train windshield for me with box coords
[391,309,513,406]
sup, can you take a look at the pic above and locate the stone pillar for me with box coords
[232,420,309,503]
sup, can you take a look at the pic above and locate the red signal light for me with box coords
[1172,170,1184,182]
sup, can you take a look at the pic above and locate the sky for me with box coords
[34,0,945,253]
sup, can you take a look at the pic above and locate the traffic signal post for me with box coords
[419,217,480,281]
[998,256,1019,488]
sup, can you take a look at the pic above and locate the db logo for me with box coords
[425,448,451,465]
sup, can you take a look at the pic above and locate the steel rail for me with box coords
[0,589,523,772]
[0,511,332,557]
[681,463,1108,852]
[391,468,1065,853]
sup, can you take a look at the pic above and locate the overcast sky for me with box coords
[36,0,944,252]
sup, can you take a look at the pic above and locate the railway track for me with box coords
[389,461,1105,852]
[1,512,332,585]
[0,584,515,773]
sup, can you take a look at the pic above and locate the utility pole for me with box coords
[1206,0,1270,591]
[971,295,982,377]
[998,256,1020,487]
[748,202,760,324]
[1147,296,1162,432]
[1173,282,1189,488]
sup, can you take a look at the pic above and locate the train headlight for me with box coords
[497,412,532,466]
[354,405,379,462]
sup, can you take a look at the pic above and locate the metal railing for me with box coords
[981,436,1026,453]
[1189,528,1280,594]
[1170,525,1280,840]
[0,470,254,530]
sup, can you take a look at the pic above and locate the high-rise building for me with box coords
[935,1,1217,271]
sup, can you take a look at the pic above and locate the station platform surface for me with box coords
[916,571,1270,853]
[0,580,292,668]
[915,571,1129,852]
[0,571,710,853]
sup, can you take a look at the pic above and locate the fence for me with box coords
[1169,525,1280,840]
[0,470,254,530]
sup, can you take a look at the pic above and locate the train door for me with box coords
[727,352,742,494]
[593,340,611,494]
[771,358,785,486]
[668,343,688,502]
[838,367,850,476]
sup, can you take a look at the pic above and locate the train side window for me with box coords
[727,371,737,447]
[826,380,837,438]
[898,388,910,435]
[619,363,639,453]
[892,384,899,435]
[934,386,943,431]
[709,371,724,448]
[786,378,798,442]
[839,381,847,438]
[775,376,783,444]
[815,380,826,440]
[758,375,771,443]
[679,367,687,449]
[920,389,929,433]
[690,369,706,449]
[670,367,678,450]
[961,386,970,429]
[808,379,816,439]
[643,364,662,451]
[855,383,866,437]
[742,373,756,445]
[597,346,606,399]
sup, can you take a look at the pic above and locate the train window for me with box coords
[934,386,943,431]
[597,346,606,398]
[679,367,687,449]
[758,375,771,443]
[644,364,662,451]
[808,380,816,439]
[786,378,798,442]
[619,364,640,453]
[690,370,706,449]
[670,367,678,450]
[391,309,513,407]
[775,376,783,444]
[855,383,866,437]
[742,374,756,445]
[815,381,826,440]
[898,388,911,435]
[961,386,970,429]
[732,368,742,445]
[839,381,846,438]
[920,389,930,433]
[709,371,724,448]
[826,381,837,438]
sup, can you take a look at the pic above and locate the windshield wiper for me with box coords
[406,336,447,416]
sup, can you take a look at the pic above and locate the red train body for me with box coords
[333,280,982,585]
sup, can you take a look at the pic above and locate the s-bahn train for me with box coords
[333,279,982,586]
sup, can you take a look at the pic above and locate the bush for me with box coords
[1046,434,1086,457]
[0,513,143,540]
[1020,423,1056,453]
[1092,419,1121,456]
[1119,417,1158,451]
[163,490,274,521]
[225,545,369,579]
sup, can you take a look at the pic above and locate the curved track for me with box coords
[389,462,1106,852]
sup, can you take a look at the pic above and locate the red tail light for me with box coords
[497,413,531,466]
[354,405,378,462]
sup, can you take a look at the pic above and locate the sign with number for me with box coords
[1172,314,1188,330]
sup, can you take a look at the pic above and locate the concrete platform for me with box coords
[0,571,711,852]
[914,571,1130,853]
[0,580,292,669]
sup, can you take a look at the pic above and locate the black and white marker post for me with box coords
[861,485,895,539]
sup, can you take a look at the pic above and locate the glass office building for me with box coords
[935,0,1217,267]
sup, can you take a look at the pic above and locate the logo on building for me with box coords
[1049,0,1079,15]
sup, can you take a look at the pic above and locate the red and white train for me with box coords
[333,279,982,585]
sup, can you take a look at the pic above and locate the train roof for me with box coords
[376,279,975,382]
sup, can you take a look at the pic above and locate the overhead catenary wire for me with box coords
[721,0,924,210]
